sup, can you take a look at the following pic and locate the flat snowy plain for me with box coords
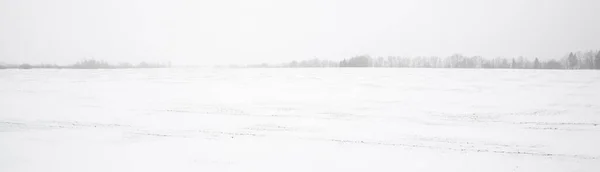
[1,68,599,171]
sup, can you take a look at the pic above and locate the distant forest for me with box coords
[0,59,171,69]
[245,50,600,70]
[4,50,600,70]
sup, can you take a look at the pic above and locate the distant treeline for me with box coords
[0,59,171,69]
[243,50,600,70]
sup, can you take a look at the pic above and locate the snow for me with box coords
[1,68,599,172]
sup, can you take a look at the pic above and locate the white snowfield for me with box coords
[1,68,599,172]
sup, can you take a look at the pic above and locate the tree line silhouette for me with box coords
[4,50,600,70]
[0,59,171,69]
[246,50,600,69]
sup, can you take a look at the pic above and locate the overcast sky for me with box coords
[1,0,599,65]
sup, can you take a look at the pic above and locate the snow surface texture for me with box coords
[1,68,599,172]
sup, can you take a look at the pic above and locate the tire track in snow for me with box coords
[308,138,598,160]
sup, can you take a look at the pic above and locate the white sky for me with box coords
[1,0,599,65]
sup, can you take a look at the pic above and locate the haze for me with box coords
[1,0,599,65]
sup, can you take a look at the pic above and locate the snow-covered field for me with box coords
[1,68,599,172]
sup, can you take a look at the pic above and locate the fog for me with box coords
[2,0,600,65]
[2,1,600,172]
